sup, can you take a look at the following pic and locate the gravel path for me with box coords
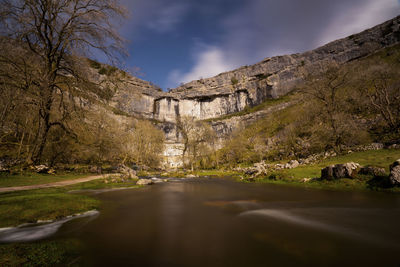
[0,175,104,193]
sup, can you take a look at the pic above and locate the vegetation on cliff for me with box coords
[209,45,400,168]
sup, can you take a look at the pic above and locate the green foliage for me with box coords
[98,65,118,76]
[88,59,102,69]
[253,149,400,192]
[215,45,400,166]
[0,239,84,266]
[231,77,239,86]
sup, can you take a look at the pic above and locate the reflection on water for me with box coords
[239,208,400,249]
[12,178,400,266]
[0,210,99,243]
[157,183,185,260]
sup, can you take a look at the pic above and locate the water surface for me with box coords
[48,179,400,266]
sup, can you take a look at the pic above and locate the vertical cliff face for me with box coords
[109,16,400,168]
[113,16,399,124]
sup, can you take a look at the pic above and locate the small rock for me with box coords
[186,174,197,178]
[32,165,50,174]
[286,160,299,169]
[115,164,137,179]
[301,178,312,183]
[89,166,102,174]
[359,166,386,177]
[321,162,360,180]
[136,179,154,185]
[388,144,400,149]
[389,159,400,186]
[151,177,164,184]
[0,164,10,173]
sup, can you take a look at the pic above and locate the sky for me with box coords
[116,0,400,90]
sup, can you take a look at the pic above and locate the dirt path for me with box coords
[0,175,104,193]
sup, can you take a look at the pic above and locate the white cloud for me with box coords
[316,0,400,46]
[146,3,189,33]
[167,46,236,87]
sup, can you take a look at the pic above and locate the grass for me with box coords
[0,238,85,266]
[0,177,140,266]
[0,178,140,228]
[283,149,400,180]
[0,172,91,188]
[0,191,99,227]
[252,149,400,192]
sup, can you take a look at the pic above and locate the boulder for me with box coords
[253,162,268,176]
[89,166,102,174]
[389,159,400,186]
[31,165,54,174]
[359,166,386,177]
[136,179,154,185]
[388,144,400,149]
[151,177,165,184]
[284,160,299,169]
[0,162,10,173]
[321,165,335,180]
[275,164,285,170]
[321,162,360,180]
[115,164,137,179]
[244,168,258,175]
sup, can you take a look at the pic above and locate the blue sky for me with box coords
[116,0,400,90]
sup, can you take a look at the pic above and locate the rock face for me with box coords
[389,160,400,185]
[321,162,361,180]
[113,16,400,124]
[109,16,400,167]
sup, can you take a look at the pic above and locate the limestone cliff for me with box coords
[109,16,400,167]
[114,15,399,123]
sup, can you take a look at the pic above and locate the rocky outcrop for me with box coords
[113,16,400,125]
[109,16,400,167]
[169,16,400,112]
[389,160,400,185]
[321,162,361,180]
[30,165,55,174]
[114,164,137,179]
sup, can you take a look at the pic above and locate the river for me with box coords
[13,178,400,266]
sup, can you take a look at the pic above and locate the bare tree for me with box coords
[0,0,127,163]
[177,115,215,170]
[360,64,400,133]
[300,64,351,152]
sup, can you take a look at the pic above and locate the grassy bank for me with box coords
[0,238,85,266]
[0,177,140,266]
[251,149,400,192]
[0,178,139,228]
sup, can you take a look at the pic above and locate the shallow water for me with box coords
[12,178,400,266]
